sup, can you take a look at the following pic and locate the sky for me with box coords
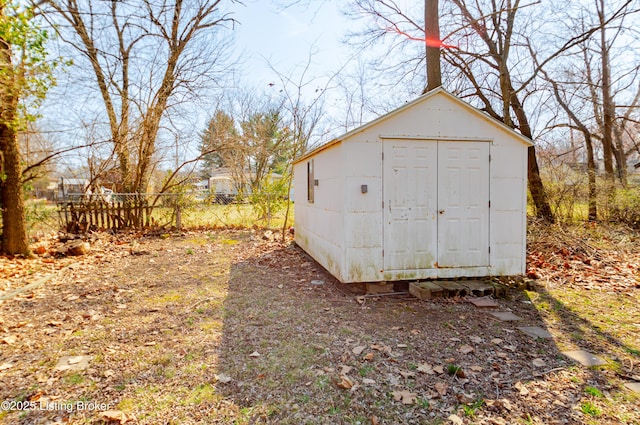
[229,1,352,88]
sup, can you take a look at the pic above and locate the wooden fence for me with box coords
[57,196,155,232]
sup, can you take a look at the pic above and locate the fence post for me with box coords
[267,193,272,228]
[175,198,182,230]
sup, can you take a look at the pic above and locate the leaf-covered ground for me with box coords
[0,224,639,424]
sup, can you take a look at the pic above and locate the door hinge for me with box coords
[488,200,491,208]
[489,154,492,162]
[488,246,491,254]
[382,152,384,160]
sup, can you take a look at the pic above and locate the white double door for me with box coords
[383,139,489,271]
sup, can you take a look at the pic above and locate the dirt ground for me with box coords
[0,226,639,424]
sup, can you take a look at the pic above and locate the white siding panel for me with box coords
[491,178,526,211]
[491,145,527,179]
[345,212,381,248]
[492,210,523,244]
[345,247,383,282]
[491,243,526,275]
[344,176,381,213]
[344,141,381,177]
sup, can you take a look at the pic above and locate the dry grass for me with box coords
[0,225,639,424]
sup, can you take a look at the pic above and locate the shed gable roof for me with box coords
[294,87,533,164]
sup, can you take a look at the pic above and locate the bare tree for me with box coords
[535,0,639,215]
[36,0,237,193]
[346,0,556,220]
[540,66,598,221]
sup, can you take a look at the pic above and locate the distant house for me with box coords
[59,178,89,199]
[206,168,283,196]
[293,88,530,283]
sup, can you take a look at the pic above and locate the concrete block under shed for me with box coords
[436,281,468,297]
[459,280,495,297]
[366,282,394,294]
[409,281,444,300]
[489,282,508,298]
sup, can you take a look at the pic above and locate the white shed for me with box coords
[293,88,530,283]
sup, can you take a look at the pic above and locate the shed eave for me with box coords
[293,137,342,164]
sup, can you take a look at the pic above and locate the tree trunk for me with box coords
[509,86,555,223]
[598,0,615,181]
[0,123,29,255]
[526,147,554,222]
[424,0,442,92]
[585,134,598,221]
[0,13,29,256]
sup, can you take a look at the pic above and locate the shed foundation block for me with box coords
[366,282,395,294]
[409,281,444,300]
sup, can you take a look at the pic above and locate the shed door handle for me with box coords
[438,209,445,215]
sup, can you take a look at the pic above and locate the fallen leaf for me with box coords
[433,365,444,374]
[392,390,417,405]
[249,351,260,357]
[340,365,353,375]
[448,413,463,425]
[400,371,416,379]
[0,363,13,371]
[514,381,529,396]
[397,343,408,348]
[435,382,448,396]
[363,352,374,361]
[491,338,503,344]
[352,345,366,355]
[98,410,134,424]
[417,363,433,374]
[470,365,483,372]
[362,378,376,385]
[336,374,354,389]
[458,344,474,354]
[1,335,17,345]
[456,392,474,404]
[470,336,483,344]
[411,329,420,335]
[497,398,513,411]
[214,373,232,383]
[371,415,379,425]
[532,358,546,368]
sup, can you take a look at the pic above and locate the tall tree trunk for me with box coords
[0,123,29,255]
[424,0,442,92]
[0,15,29,255]
[585,134,598,221]
[509,87,554,222]
[598,0,615,181]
